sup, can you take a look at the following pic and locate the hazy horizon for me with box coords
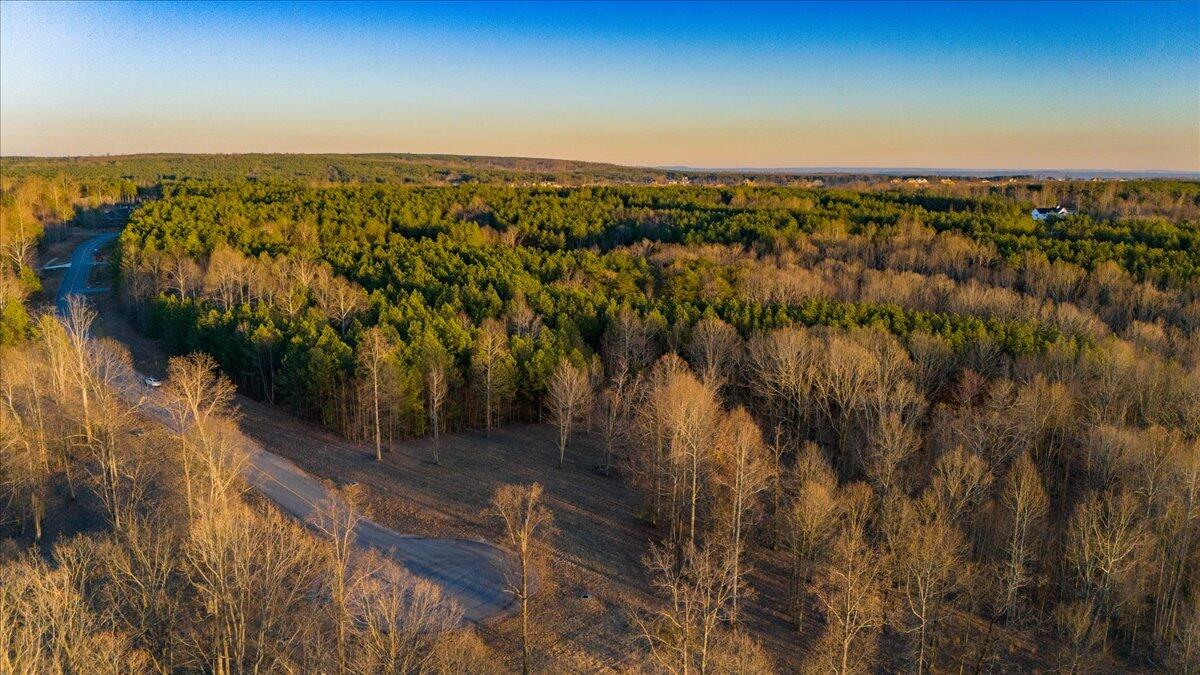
[4,151,1197,179]
[2,1,1197,171]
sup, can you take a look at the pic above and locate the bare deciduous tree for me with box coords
[705,630,775,674]
[1153,439,1200,653]
[86,339,145,531]
[909,331,957,401]
[604,307,654,374]
[163,352,237,433]
[184,501,328,673]
[1054,601,1104,674]
[352,556,469,674]
[635,542,735,675]
[812,335,876,472]
[1066,490,1147,641]
[357,327,394,461]
[637,364,723,549]
[686,316,740,392]
[162,353,242,519]
[87,514,185,672]
[203,244,251,309]
[313,494,364,671]
[890,506,968,675]
[547,358,591,469]
[598,361,637,473]
[766,424,788,550]
[1168,587,1200,674]
[866,411,919,498]
[0,550,147,672]
[165,252,202,299]
[314,268,368,334]
[812,526,884,675]
[62,296,97,446]
[784,444,840,625]
[0,350,53,539]
[471,318,514,436]
[928,445,993,530]
[490,482,555,675]
[714,407,773,623]
[999,452,1048,622]
[745,327,818,434]
[0,406,49,539]
[425,355,448,466]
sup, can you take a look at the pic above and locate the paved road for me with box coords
[56,232,518,624]
[55,230,119,314]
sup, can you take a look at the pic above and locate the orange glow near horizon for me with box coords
[2,1,1197,171]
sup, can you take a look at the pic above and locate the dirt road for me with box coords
[56,232,518,624]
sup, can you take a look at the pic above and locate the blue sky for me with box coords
[1,1,1197,169]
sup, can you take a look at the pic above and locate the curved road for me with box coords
[55,230,119,314]
[56,231,518,624]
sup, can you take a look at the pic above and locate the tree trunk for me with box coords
[731,490,743,623]
[433,415,441,465]
[372,370,382,462]
[558,413,570,469]
[918,621,927,675]
[521,554,531,675]
[485,367,493,436]
[32,500,42,540]
[689,450,699,547]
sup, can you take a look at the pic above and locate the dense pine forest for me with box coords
[113,181,1199,431]
[2,156,1199,672]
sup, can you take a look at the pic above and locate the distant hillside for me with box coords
[0,152,688,187]
[0,152,893,188]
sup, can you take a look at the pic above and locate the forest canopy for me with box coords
[114,181,1186,431]
[4,156,1199,671]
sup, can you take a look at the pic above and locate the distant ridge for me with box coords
[4,152,1196,183]
[658,166,1200,180]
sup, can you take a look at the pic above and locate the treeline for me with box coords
[0,304,491,672]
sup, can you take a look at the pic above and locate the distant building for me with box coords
[1031,206,1071,221]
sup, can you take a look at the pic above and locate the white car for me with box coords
[144,377,162,388]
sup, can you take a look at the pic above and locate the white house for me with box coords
[1031,206,1070,221]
